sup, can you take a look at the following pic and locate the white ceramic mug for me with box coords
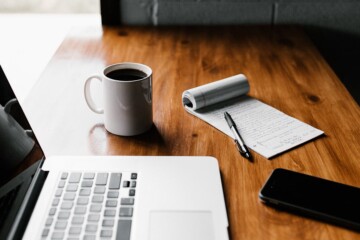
[84,62,153,136]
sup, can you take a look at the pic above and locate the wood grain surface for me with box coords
[24,26,360,239]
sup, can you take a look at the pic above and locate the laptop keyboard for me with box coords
[42,172,137,240]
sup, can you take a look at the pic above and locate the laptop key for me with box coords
[131,173,137,179]
[51,231,64,239]
[81,180,93,188]
[123,181,130,188]
[95,173,108,185]
[92,195,104,203]
[101,230,113,237]
[119,207,133,217]
[66,184,78,192]
[69,227,82,235]
[84,235,96,240]
[69,173,81,183]
[79,188,91,196]
[116,220,132,240]
[74,206,87,215]
[55,221,67,229]
[52,198,60,206]
[55,189,63,197]
[109,173,122,189]
[104,209,116,217]
[106,200,117,208]
[107,191,119,198]
[49,208,57,216]
[121,198,134,205]
[90,204,102,212]
[64,192,76,200]
[72,216,84,224]
[77,197,89,205]
[88,214,100,222]
[61,201,74,210]
[85,224,98,233]
[58,211,70,220]
[45,217,53,226]
[58,180,65,188]
[94,186,106,194]
[129,189,135,196]
[61,172,68,179]
[42,228,50,237]
[83,172,95,179]
[102,219,115,227]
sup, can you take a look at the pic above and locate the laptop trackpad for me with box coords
[149,211,215,240]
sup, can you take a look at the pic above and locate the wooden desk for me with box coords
[24,26,360,239]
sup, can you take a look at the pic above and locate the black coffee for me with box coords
[106,69,147,81]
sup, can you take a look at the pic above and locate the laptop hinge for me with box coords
[7,160,48,240]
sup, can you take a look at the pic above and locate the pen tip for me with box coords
[241,152,253,162]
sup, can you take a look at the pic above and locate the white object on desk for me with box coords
[182,74,324,158]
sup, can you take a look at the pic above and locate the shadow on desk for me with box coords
[88,124,170,155]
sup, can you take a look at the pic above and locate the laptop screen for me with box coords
[0,65,44,186]
[0,66,45,237]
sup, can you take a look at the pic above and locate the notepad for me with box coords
[182,74,324,158]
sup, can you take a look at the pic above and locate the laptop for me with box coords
[0,66,229,240]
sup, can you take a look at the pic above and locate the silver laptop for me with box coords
[0,66,229,240]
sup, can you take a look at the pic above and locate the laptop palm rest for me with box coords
[149,211,215,240]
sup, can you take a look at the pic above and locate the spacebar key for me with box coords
[116,220,132,240]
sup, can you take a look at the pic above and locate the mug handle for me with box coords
[4,98,18,113]
[4,98,35,138]
[84,75,104,114]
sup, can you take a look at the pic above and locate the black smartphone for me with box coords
[259,168,360,231]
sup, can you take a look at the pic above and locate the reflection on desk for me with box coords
[23,26,360,240]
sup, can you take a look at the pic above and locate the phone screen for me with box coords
[259,168,360,230]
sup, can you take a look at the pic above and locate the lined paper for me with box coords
[182,75,323,158]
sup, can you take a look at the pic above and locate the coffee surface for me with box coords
[106,69,147,81]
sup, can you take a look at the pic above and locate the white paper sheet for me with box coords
[182,75,324,158]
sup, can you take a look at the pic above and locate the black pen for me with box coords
[224,112,252,161]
